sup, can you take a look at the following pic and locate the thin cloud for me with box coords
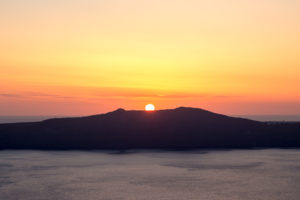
[0,88,238,101]
[0,92,76,99]
[28,92,76,99]
[0,93,23,98]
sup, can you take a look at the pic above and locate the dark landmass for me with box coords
[0,107,300,150]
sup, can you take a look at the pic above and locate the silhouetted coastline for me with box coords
[0,107,300,150]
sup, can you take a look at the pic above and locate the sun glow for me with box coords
[1,0,300,116]
[145,104,155,111]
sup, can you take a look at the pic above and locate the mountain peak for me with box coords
[174,106,212,113]
[1,106,300,149]
[106,108,126,115]
[114,108,126,112]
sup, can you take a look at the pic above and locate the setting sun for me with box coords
[145,104,155,111]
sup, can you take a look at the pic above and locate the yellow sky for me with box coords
[0,0,300,115]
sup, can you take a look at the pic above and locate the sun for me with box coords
[145,104,155,111]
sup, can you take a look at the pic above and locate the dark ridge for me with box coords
[0,107,299,150]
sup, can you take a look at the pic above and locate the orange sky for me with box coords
[0,0,300,115]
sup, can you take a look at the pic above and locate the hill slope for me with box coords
[0,107,299,149]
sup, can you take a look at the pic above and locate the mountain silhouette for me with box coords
[0,107,300,150]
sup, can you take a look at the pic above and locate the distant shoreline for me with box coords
[1,107,300,150]
[1,115,300,124]
[0,147,300,152]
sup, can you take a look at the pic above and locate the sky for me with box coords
[0,0,299,116]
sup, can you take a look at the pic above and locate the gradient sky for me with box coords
[0,0,300,116]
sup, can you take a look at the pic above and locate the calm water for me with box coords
[0,149,299,200]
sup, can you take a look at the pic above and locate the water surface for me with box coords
[0,149,299,200]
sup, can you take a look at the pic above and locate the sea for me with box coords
[0,149,299,200]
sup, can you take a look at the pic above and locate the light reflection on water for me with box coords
[0,149,300,200]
